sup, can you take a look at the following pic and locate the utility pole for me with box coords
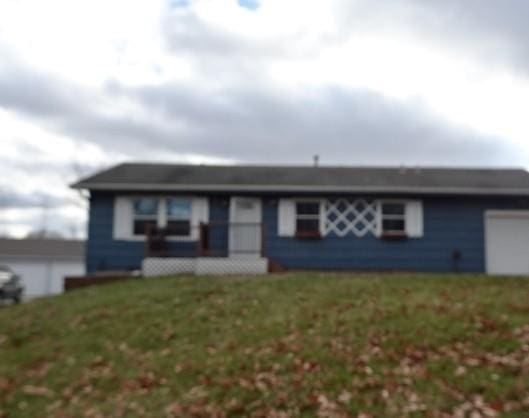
[40,197,50,238]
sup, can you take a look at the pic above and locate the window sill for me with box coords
[117,235,197,242]
[295,231,322,240]
[381,231,408,241]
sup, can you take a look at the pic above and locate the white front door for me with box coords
[229,197,262,258]
[486,211,529,275]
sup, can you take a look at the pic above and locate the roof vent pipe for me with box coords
[313,155,319,167]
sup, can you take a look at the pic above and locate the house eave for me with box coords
[71,182,529,197]
[0,254,84,261]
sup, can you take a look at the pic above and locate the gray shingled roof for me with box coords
[0,239,85,260]
[72,163,529,196]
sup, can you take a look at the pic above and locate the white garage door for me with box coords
[485,211,529,275]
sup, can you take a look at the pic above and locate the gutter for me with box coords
[0,254,84,261]
[71,182,529,197]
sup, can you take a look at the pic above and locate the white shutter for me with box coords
[374,200,383,237]
[319,200,326,236]
[405,200,423,238]
[191,197,209,240]
[278,199,296,237]
[113,197,133,240]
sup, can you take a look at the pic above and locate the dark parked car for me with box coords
[0,265,23,303]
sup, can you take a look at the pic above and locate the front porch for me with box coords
[142,222,269,277]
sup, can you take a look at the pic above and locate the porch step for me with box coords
[142,257,268,277]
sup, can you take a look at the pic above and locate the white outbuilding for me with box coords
[0,239,84,299]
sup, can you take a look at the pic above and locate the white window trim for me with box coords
[131,197,160,238]
[277,198,422,239]
[375,199,423,238]
[132,196,194,242]
[294,198,325,235]
[277,198,324,237]
[114,196,208,242]
[378,199,407,236]
[162,197,195,239]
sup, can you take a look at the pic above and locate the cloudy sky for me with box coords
[1,0,529,238]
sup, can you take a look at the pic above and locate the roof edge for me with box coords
[83,161,529,171]
[71,182,529,196]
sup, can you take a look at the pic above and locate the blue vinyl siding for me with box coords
[264,196,529,273]
[208,197,230,256]
[87,193,144,272]
[87,192,529,273]
[86,193,229,273]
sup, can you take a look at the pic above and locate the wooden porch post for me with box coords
[198,223,210,257]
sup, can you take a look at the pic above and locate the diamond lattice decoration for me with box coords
[323,199,378,237]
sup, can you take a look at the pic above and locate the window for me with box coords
[277,198,422,239]
[114,196,208,241]
[166,198,191,236]
[133,198,159,235]
[381,202,406,236]
[132,197,193,237]
[295,201,321,237]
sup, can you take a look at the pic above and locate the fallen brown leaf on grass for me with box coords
[22,385,54,398]
[0,377,13,392]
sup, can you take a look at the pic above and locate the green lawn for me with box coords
[1,273,529,417]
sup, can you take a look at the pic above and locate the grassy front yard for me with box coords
[1,273,529,417]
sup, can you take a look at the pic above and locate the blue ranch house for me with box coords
[73,163,529,276]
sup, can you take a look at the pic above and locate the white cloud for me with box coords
[0,0,191,86]
[1,0,529,237]
[271,35,529,156]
